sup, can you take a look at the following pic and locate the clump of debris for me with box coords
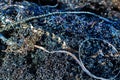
[0,0,120,80]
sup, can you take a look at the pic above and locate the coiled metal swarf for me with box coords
[0,1,120,80]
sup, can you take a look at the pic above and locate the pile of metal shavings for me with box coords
[0,0,120,80]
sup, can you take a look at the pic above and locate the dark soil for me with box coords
[0,0,120,80]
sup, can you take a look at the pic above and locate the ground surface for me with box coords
[0,0,120,80]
